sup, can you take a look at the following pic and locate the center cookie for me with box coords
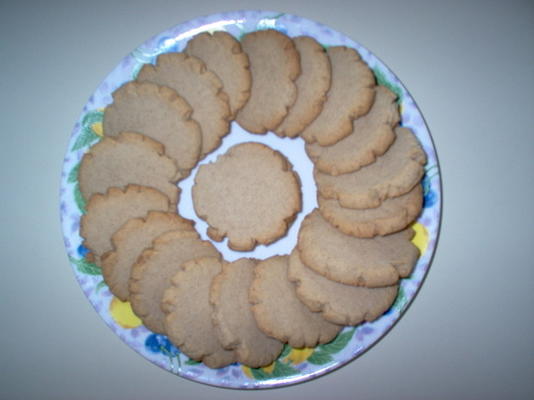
[192,142,302,251]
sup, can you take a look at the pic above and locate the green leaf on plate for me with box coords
[279,343,292,359]
[306,350,333,365]
[95,280,107,293]
[318,329,356,354]
[71,126,100,151]
[249,366,272,381]
[373,67,403,104]
[271,360,299,377]
[81,109,104,128]
[68,162,80,184]
[69,256,102,276]
[74,183,86,214]
[185,358,201,365]
[392,286,407,311]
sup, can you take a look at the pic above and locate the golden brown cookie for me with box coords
[162,257,236,369]
[78,132,181,206]
[317,184,423,238]
[315,127,427,209]
[103,81,201,174]
[249,255,342,348]
[235,29,301,133]
[185,31,251,118]
[80,185,170,266]
[274,36,331,138]
[210,258,283,368]
[306,85,400,175]
[297,210,419,287]
[300,46,375,146]
[129,230,220,334]
[100,211,194,301]
[192,142,301,251]
[288,249,399,325]
[136,52,231,157]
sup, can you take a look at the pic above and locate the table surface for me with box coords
[1,1,533,399]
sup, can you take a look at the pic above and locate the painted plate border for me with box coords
[59,10,442,389]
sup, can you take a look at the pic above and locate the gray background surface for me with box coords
[1,0,533,399]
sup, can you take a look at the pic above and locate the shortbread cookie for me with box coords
[300,46,375,146]
[192,142,301,251]
[137,52,231,157]
[288,250,399,325]
[306,85,400,175]
[236,29,300,133]
[162,257,236,369]
[210,258,283,368]
[315,127,427,209]
[100,211,194,301]
[274,36,331,138]
[185,31,251,118]
[249,255,342,348]
[103,81,201,174]
[318,184,423,238]
[78,132,181,206]
[297,210,419,287]
[80,185,170,266]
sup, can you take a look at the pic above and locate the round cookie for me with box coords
[192,142,301,251]
[136,52,231,157]
[78,132,181,206]
[162,257,236,369]
[306,85,400,175]
[80,185,170,266]
[315,127,427,209]
[185,31,251,118]
[236,29,301,134]
[103,81,202,174]
[288,249,399,326]
[297,210,419,287]
[317,184,423,238]
[300,46,375,146]
[100,211,195,301]
[249,255,342,348]
[210,258,283,368]
[274,36,331,138]
[129,230,221,334]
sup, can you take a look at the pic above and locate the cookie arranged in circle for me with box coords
[306,85,400,175]
[192,142,301,251]
[129,230,220,334]
[236,29,301,134]
[300,46,375,146]
[318,184,423,238]
[288,250,398,325]
[78,132,181,206]
[249,255,342,348]
[103,81,202,174]
[315,127,427,209]
[162,257,236,369]
[100,211,194,301]
[274,36,331,138]
[210,258,284,368]
[297,210,419,287]
[185,31,251,118]
[80,185,170,266]
[137,52,231,157]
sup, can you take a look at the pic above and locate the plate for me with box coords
[59,10,441,389]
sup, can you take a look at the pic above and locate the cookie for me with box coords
[185,31,251,118]
[300,46,375,146]
[288,249,399,325]
[136,52,231,157]
[80,185,170,266]
[210,258,283,368]
[162,257,236,369]
[192,142,301,251]
[274,36,331,138]
[103,81,202,174]
[129,230,220,334]
[100,211,194,301]
[235,29,300,134]
[297,210,419,287]
[318,184,423,238]
[306,85,400,175]
[78,132,181,206]
[315,127,427,209]
[249,255,342,348]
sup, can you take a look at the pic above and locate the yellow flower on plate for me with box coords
[284,347,314,365]
[91,122,103,137]
[109,297,142,329]
[411,222,429,255]
[242,361,275,378]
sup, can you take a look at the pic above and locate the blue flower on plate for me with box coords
[77,244,89,258]
[145,333,180,356]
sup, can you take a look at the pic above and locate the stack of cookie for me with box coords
[77,29,426,369]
